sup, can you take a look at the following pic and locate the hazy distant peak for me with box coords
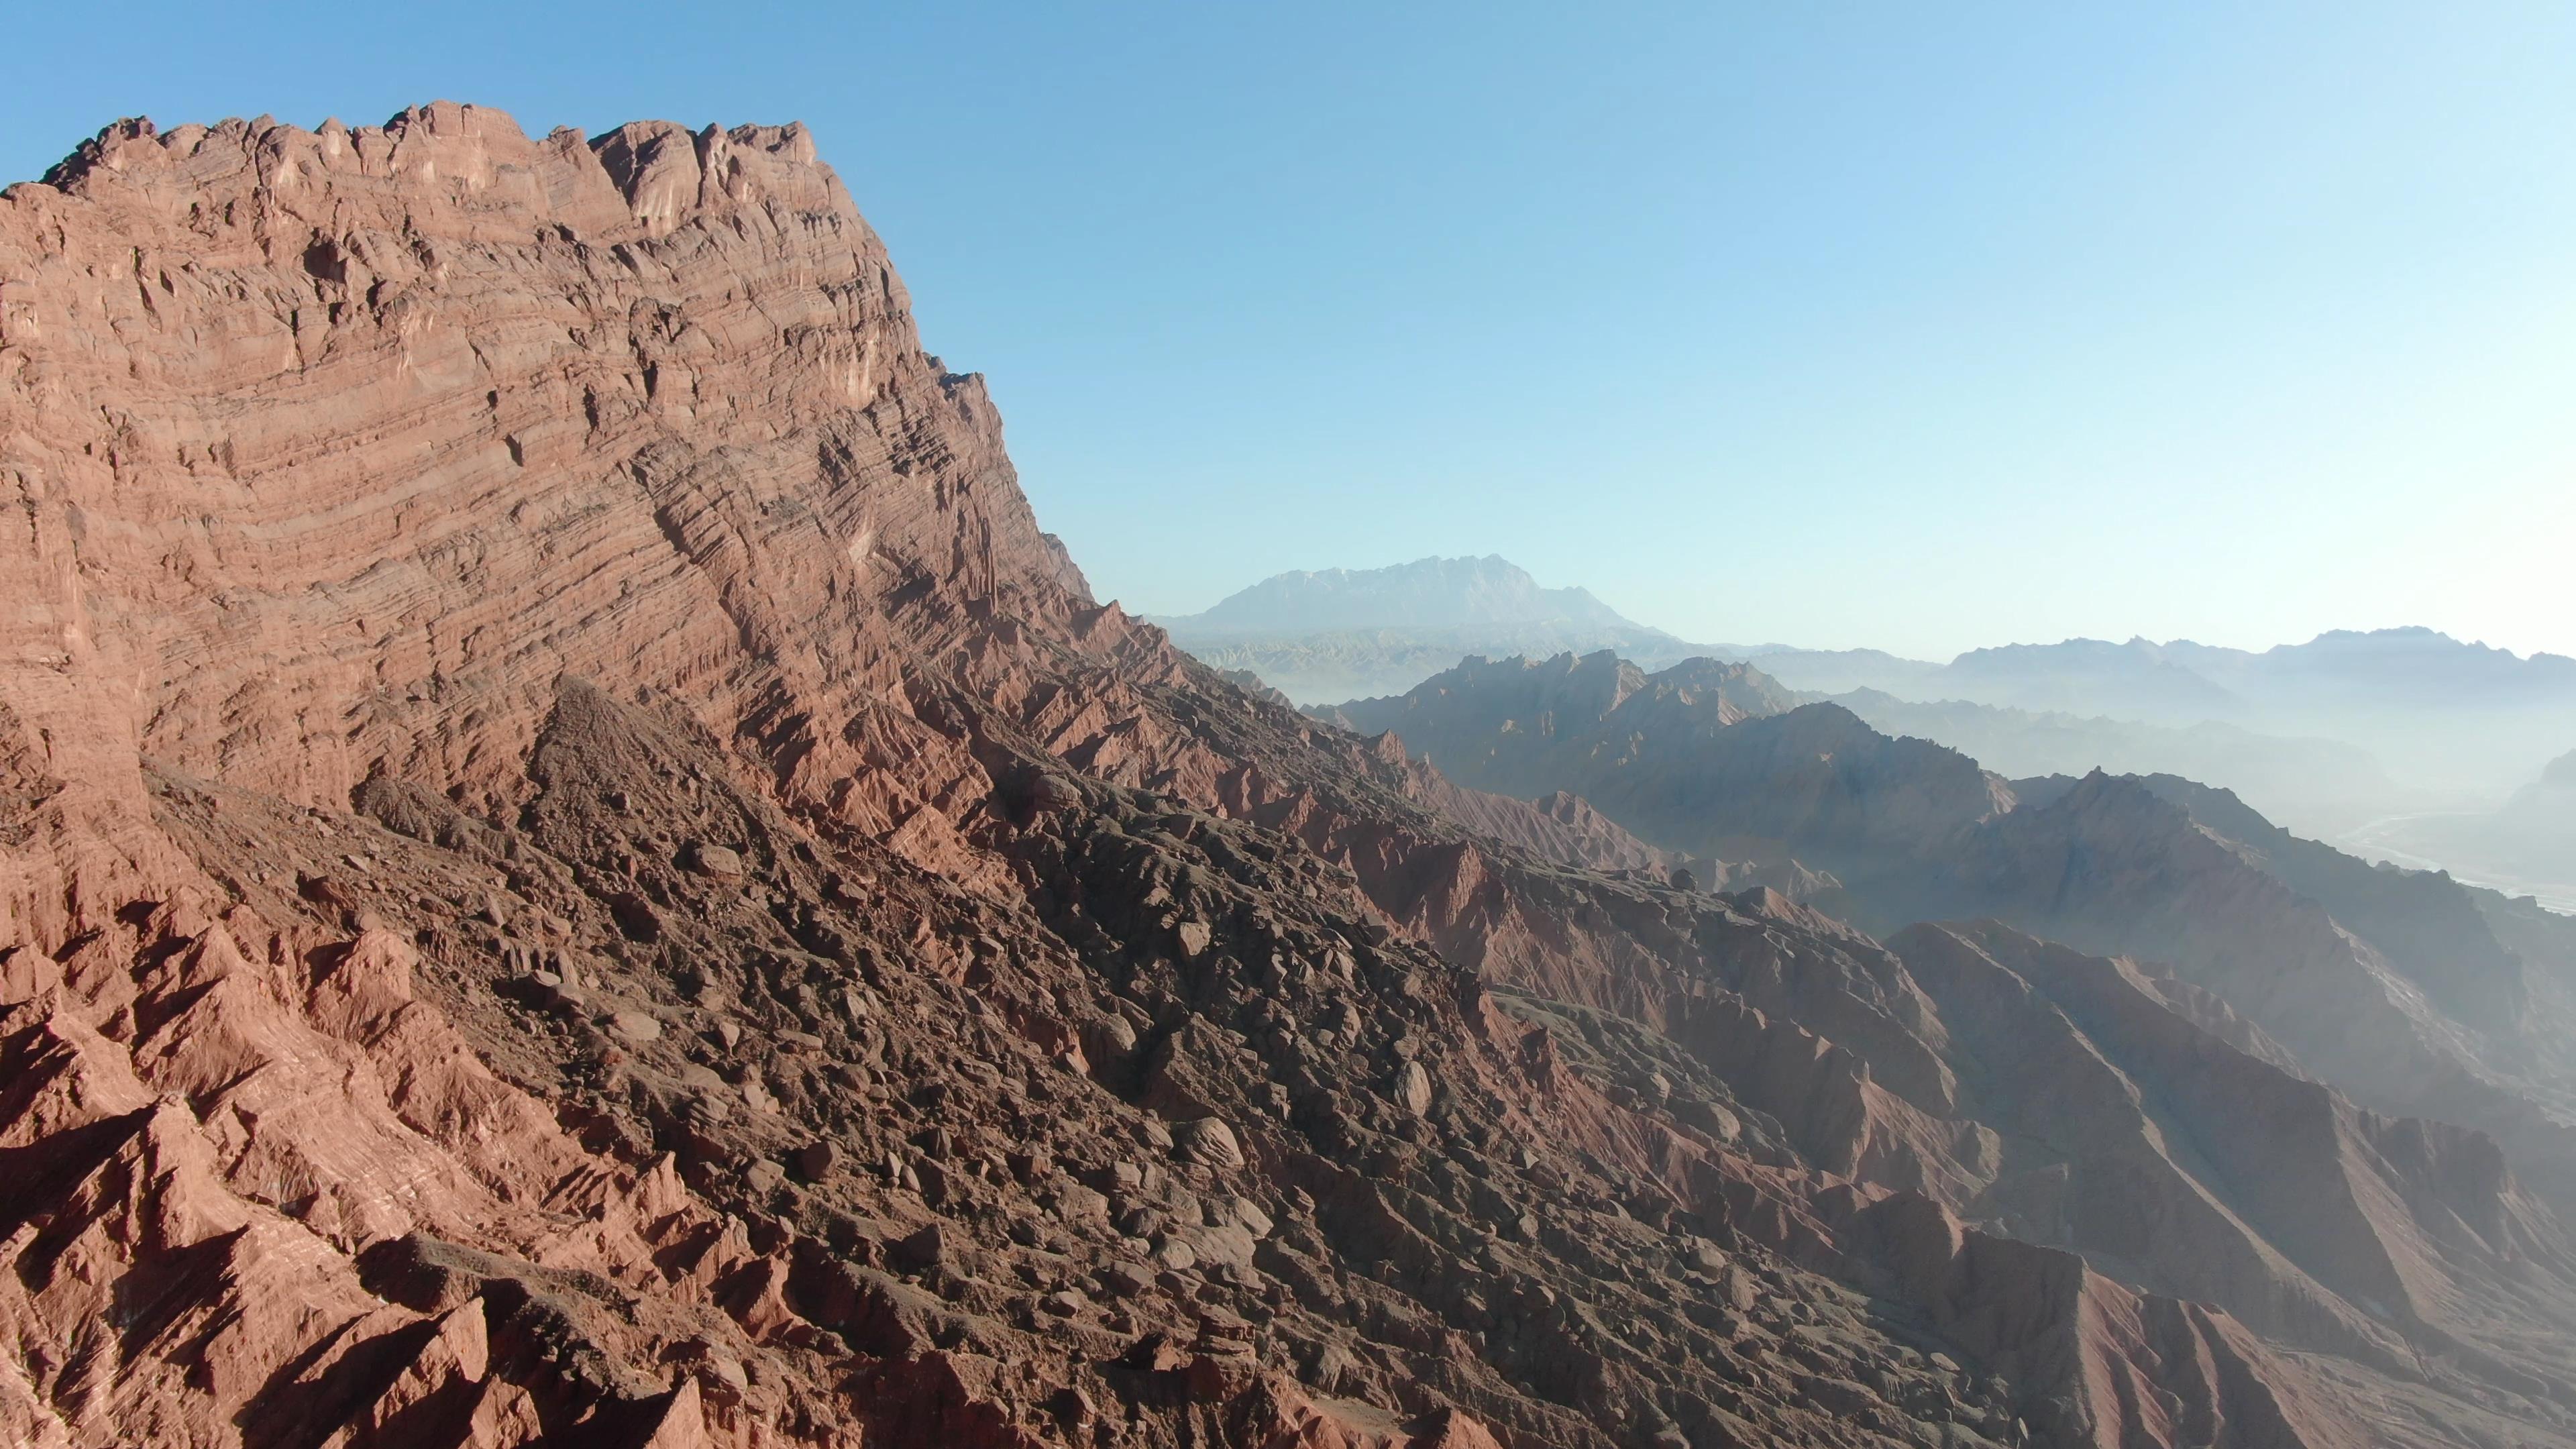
[1941,637,2247,716]
[1963,625,2530,662]
[1163,554,1643,635]
[1150,557,1740,705]
[2277,626,2484,658]
[1952,635,2188,664]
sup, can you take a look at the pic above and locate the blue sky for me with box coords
[7,3,2572,659]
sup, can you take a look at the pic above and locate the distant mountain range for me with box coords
[1332,651,2576,1201]
[1156,557,2576,870]
[1758,629,2576,717]
[1754,629,2576,853]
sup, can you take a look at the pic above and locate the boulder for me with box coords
[796,1141,839,1180]
[687,842,745,878]
[1171,1118,1244,1171]
[1393,1060,1434,1116]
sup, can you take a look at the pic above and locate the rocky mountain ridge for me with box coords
[0,104,2563,1449]
[1338,653,2576,1382]
[1178,552,2570,867]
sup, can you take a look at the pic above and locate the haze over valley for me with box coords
[1161,555,2576,908]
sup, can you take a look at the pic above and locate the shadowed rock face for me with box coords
[0,103,2555,1449]
[1341,657,2576,1435]
[1346,657,2576,1197]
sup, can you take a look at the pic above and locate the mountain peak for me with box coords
[1163,554,1641,635]
[2542,749,2576,790]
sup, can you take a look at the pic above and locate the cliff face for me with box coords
[3,103,1085,868]
[0,101,1106,1449]
[0,105,2555,1449]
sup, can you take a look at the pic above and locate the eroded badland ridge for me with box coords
[0,104,2568,1448]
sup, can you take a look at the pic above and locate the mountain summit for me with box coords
[1165,554,1641,635]
[1154,555,1729,702]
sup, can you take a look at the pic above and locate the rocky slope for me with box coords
[0,105,2558,1449]
[1350,657,2574,1139]
[1342,655,2576,1421]
[1332,654,1997,905]
[1954,774,2576,1196]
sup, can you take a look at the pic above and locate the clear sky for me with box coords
[7,3,2573,660]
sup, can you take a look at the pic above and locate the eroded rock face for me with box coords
[0,103,2553,1449]
[1,102,1082,871]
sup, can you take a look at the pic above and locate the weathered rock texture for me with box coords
[0,104,2561,1449]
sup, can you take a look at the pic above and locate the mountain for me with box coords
[1153,556,1737,702]
[2173,628,2576,712]
[5,103,2569,1449]
[1330,653,2002,882]
[1939,637,2250,720]
[1727,645,1948,696]
[1830,689,2407,839]
[1170,555,1641,633]
[1179,555,2573,835]
[1342,658,2576,1435]
[1342,655,2576,1210]
[1762,628,2576,729]
[1748,628,2576,814]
